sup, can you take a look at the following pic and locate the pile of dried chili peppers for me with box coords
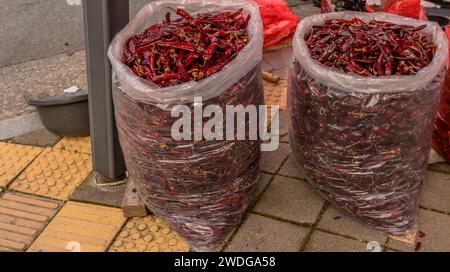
[305,18,436,76]
[122,9,250,87]
[113,7,263,251]
[114,66,263,250]
[289,18,445,235]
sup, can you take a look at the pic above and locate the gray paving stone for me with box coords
[388,209,450,252]
[275,110,289,137]
[272,67,289,80]
[428,162,450,175]
[0,113,45,140]
[305,230,379,252]
[225,214,308,252]
[288,0,315,7]
[278,154,305,179]
[254,175,324,224]
[386,238,415,252]
[70,173,127,208]
[263,47,293,70]
[288,0,307,7]
[280,134,290,143]
[421,171,450,213]
[317,206,387,243]
[0,51,87,122]
[291,3,321,19]
[260,143,290,173]
[254,173,274,201]
[12,128,61,147]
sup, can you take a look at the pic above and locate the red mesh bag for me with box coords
[432,26,450,162]
[366,0,428,20]
[254,0,300,48]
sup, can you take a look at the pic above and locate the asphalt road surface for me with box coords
[0,0,151,68]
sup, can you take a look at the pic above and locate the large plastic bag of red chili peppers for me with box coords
[108,0,263,251]
[432,26,450,162]
[289,12,448,235]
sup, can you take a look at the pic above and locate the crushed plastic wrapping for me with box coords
[108,0,264,251]
[289,12,448,235]
[365,0,428,21]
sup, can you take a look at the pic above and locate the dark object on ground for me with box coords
[428,15,449,27]
[12,128,61,147]
[321,0,366,12]
[24,90,90,137]
[122,179,150,218]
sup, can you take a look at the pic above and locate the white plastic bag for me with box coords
[108,0,263,109]
[293,12,448,94]
[289,12,448,235]
[108,0,264,251]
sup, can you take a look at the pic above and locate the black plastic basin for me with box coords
[24,90,90,137]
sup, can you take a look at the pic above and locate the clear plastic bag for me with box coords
[108,0,264,251]
[289,12,448,235]
[108,0,263,110]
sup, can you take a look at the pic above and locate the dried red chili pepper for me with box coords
[122,9,250,87]
[415,241,422,251]
[289,17,446,235]
[305,19,436,76]
[113,65,263,251]
[112,4,264,251]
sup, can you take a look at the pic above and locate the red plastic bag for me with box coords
[432,26,450,162]
[254,0,300,48]
[366,0,428,20]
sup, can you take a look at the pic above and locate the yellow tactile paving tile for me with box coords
[54,137,91,154]
[0,192,61,252]
[109,216,190,252]
[264,79,287,110]
[9,148,92,200]
[0,142,43,187]
[28,201,126,252]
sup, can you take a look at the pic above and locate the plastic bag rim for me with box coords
[292,11,449,94]
[107,0,263,109]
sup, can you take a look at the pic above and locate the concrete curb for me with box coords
[0,112,45,140]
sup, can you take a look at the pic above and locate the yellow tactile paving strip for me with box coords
[0,143,43,187]
[28,201,126,252]
[110,216,190,252]
[54,137,91,154]
[9,148,92,200]
[264,79,287,110]
[0,193,61,252]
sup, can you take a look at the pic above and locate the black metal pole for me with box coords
[83,0,129,181]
